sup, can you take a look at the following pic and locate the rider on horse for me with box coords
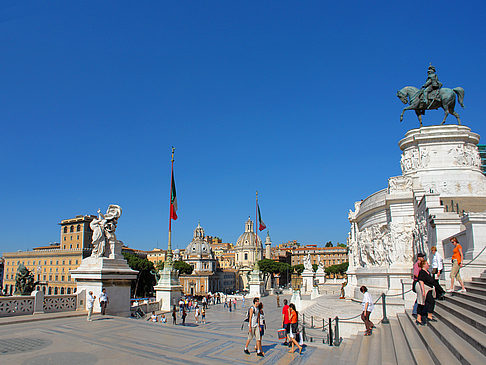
[421,64,443,106]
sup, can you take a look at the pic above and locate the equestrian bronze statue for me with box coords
[397,65,464,126]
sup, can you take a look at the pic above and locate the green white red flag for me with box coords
[170,169,178,220]
[257,203,266,231]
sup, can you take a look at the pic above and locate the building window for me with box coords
[49,275,52,281]
[62,260,65,265]
[70,226,74,233]
[61,276,64,282]
[77,225,81,232]
[44,260,47,265]
[77,235,79,240]
[56,261,59,265]
[77,244,79,248]
[64,227,67,233]
[244,253,248,260]
[75,260,78,265]
[70,236,73,241]
[64,237,66,241]
[55,275,58,281]
[43,275,46,281]
[70,245,72,249]
[69,260,71,265]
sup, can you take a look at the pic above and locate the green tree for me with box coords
[325,241,333,247]
[337,243,347,248]
[312,263,318,272]
[123,252,156,298]
[173,260,193,275]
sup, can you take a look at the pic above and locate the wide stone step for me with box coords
[435,306,486,356]
[467,280,486,289]
[472,277,486,284]
[356,331,372,365]
[341,334,363,364]
[397,313,435,364]
[404,311,460,365]
[436,299,486,333]
[367,326,382,365]
[451,291,486,306]
[464,283,486,297]
[380,323,397,365]
[445,293,486,318]
[390,318,414,365]
[428,314,486,365]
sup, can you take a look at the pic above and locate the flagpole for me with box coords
[255,191,259,264]
[167,147,175,263]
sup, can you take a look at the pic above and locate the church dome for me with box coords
[235,218,263,249]
[184,223,214,258]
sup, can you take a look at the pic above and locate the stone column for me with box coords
[154,261,183,312]
[301,270,314,294]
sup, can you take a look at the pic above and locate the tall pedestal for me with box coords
[301,270,315,294]
[248,267,265,298]
[154,262,183,312]
[71,257,138,317]
[315,269,326,284]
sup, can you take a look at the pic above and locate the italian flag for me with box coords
[257,203,266,231]
[170,170,178,220]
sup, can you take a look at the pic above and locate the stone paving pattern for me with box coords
[0,295,338,364]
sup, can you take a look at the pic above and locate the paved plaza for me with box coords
[0,296,338,364]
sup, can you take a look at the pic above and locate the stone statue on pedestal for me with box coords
[303,253,312,272]
[90,205,122,259]
[396,64,465,126]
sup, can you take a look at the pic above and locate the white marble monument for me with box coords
[346,124,486,301]
[301,253,315,294]
[247,262,265,297]
[154,256,183,312]
[71,205,138,316]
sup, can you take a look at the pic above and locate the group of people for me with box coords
[172,302,206,325]
[147,311,167,323]
[412,236,465,326]
[86,288,109,322]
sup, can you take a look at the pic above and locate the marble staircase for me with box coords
[305,271,486,364]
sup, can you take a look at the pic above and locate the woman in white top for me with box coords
[360,286,374,336]
[430,246,443,281]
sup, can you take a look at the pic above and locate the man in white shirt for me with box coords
[87,291,96,322]
[430,246,443,281]
[99,288,109,315]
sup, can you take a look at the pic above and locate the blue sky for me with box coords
[1,1,486,253]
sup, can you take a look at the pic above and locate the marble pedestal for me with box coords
[247,267,265,298]
[154,262,183,312]
[71,257,138,316]
[301,270,315,294]
[315,269,326,284]
[290,289,302,311]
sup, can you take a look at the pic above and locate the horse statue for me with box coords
[397,86,464,126]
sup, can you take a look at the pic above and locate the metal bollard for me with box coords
[381,293,390,324]
[334,316,342,346]
[322,318,325,332]
[303,313,305,326]
[329,318,333,346]
[401,280,405,300]
[311,316,314,328]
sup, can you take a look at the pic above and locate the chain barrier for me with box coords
[441,245,486,273]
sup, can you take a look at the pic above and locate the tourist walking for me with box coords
[360,286,374,335]
[99,288,109,315]
[201,307,206,324]
[233,298,237,310]
[228,299,232,312]
[282,299,291,346]
[257,303,266,355]
[276,294,280,307]
[416,260,437,325]
[288,303,303,354]
[412,253,426,316]
[172,305,177,325]
[87,291,96,322]
[242,295,245,308]
[244,297,264,357]
[448,237,466,293]
[181,307,187,325]
[194,305,200,323]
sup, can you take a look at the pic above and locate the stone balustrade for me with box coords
[0,290,85,317]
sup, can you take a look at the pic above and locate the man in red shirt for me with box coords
[282,299,290,346]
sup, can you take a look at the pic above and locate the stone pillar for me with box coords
[301,270,315,294]
[248,266,265,298]
[315,269,326,284]
[32,290,44,314]
[154,261,183,312]
[71,257,138,317]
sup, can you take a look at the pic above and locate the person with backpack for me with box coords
[243,297,264,357]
